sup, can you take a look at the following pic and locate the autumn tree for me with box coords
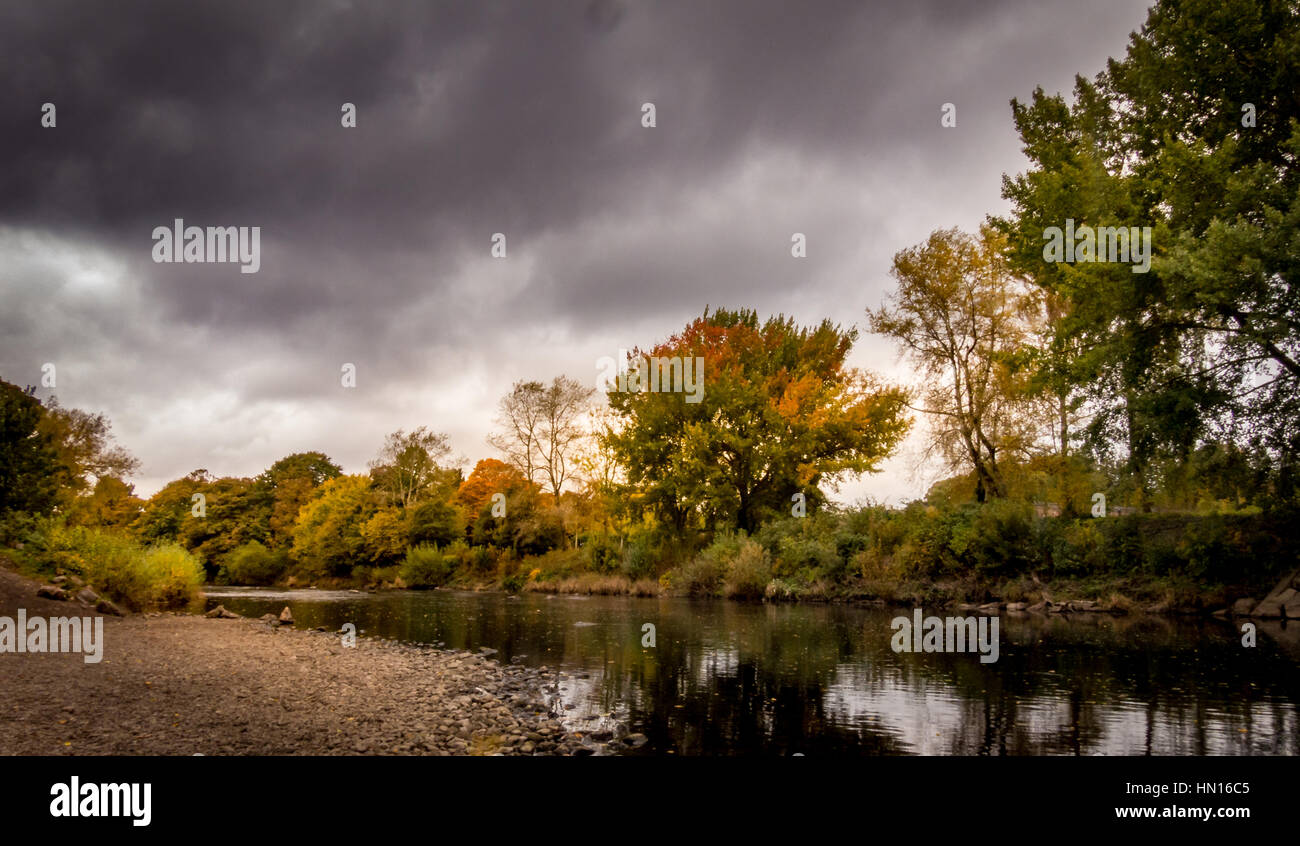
[36,396,139,503]
[608,308,910,533]
[291,475,377,577]
[135,470,211,544]
[868,227,1043,502]
[456,458,529,515]
[570,404,628,538]
[67,476,145,529]
[254,452,342,549]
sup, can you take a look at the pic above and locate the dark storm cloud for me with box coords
[0,0,1154,497]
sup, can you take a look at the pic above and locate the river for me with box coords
[204,587,1300,755]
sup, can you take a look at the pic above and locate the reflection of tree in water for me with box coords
[213,590,1300,755]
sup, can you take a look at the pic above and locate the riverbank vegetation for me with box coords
[1,0,1295,613]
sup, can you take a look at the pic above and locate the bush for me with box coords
[619,537,655,581]
[137,544,206,609]
[1045,520,1105,577]
[31,521,203,610]
[581,534,621,575]
[676,534,741,596]
[774,534,841,582]
[755,514,845,584]
[951,500,1035,577]
[400,543,451,588]
[723,538,772,599]
[470,545,496,575]
[221,540,286,585]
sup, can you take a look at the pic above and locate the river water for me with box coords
[204,587,1300,755]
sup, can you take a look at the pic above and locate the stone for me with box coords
[1231,598,1257,616]
[1026,602,1048,614]
[623,733,649,748]
[204,604,240,619]
[279,606,294,624]
[36,585,67,601]
[95,599,126,616]
[75,587,99,605]
[1006,602,1028,612]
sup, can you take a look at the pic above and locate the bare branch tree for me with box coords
[368,427,452,508]
[487,380,546,485]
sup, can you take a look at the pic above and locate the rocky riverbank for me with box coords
[0,566,627,756]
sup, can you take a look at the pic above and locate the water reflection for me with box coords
[205,587,1300,756]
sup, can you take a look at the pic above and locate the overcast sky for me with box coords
[0,0,1154,502]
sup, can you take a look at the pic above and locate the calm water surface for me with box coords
[204,587,1300,756]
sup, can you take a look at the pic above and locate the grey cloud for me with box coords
[0,0,1154,498]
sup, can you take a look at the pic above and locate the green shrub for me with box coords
[443,539,472,568]
[723,538,772,599]
[400,543,451,588]
[1046,519,1105,576]
[28,521,202,610]
[137,544,206,609]
[581,534,621,575]
[676,534,741,596]
[221,540,286,585]
[470,545,496,575]
[619,537,655,581]
[952,500,1035,576]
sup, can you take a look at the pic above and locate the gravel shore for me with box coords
[0,566,605,756]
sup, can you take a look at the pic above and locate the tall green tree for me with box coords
[0,379,61,516]
[998,0,1300,499]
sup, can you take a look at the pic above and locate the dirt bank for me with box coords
[0,566,606,756]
